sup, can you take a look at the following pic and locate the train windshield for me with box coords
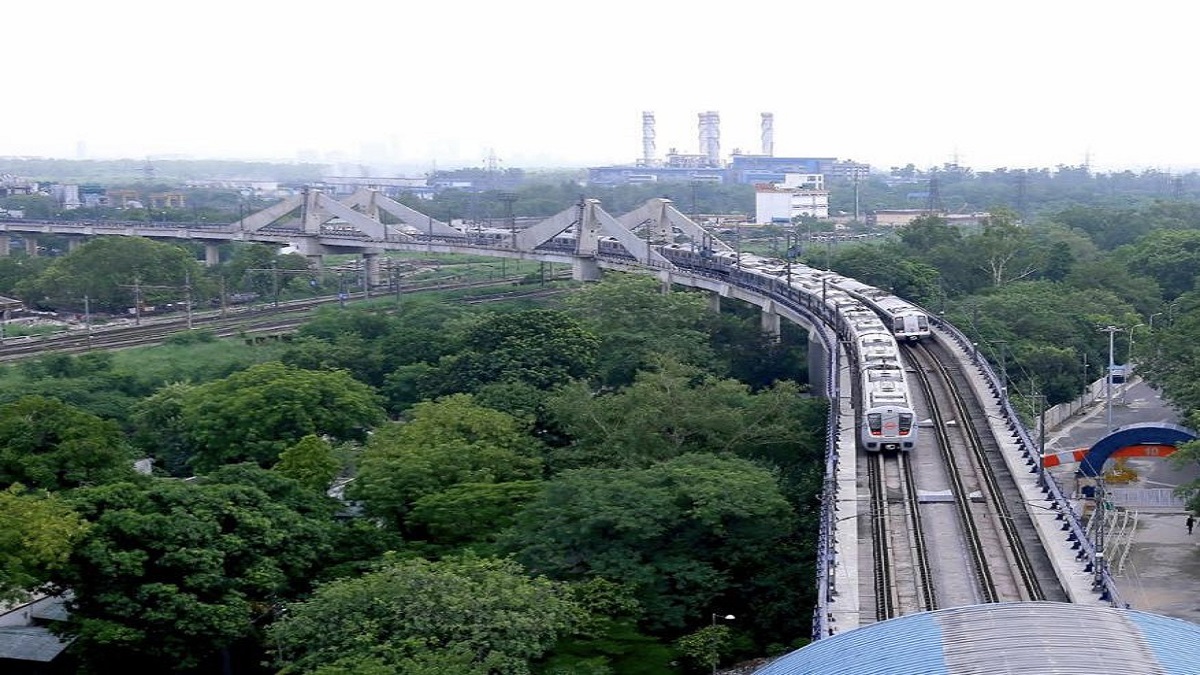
[916,315,929,330]
[867,413,882,436]
[898,413,914,435]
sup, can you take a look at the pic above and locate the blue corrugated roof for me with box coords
[754,602,1200,675]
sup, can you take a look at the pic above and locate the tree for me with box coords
[0,485,88,602]
[1123,228,1200,300]
[971,210,1040,287]
[58,471,337,673]
[947,281,1140,404]
[501,452,796,632]
[274,434,340,492]
[130,382,196,477]
[563,274,713,387]
[0,395,134,491]
[405,480,542,550]
[544,359,817,471]
[267,555,585,675]
[15,236,206,313]
[351,394,542,532]
[433,309,600,393]
[180,362,385,473]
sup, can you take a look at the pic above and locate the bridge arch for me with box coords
[1077,422,1198,477]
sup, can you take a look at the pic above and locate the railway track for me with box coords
[867,451,936,620]
[905,341,1048,604]
[0,277,564,361]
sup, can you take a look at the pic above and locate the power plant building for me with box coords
[588,111,866,188]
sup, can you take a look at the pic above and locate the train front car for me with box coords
[859,361,917,451]
[829,276,932,342]
[874,296,932,342]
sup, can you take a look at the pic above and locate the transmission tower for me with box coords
[498,191,518,241]
[1015,172,1028,223]
[925,171,944,214]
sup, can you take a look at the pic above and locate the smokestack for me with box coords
[698,111,720,166]
[642,111,656,166]
[761,112,774,157]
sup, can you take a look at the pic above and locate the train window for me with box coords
[917,315,929,329]
[867,413,882,436]
[892,317,905,332]
[898,413,913,434]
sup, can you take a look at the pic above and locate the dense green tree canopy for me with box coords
[545,359,816,471]
[1122,228,1200,299]
[58,470,337,673]
[274,434,341,492]
[268,555,585,675]
[0,485,88,602]
[0,395,134,491]
[948,281,1139,403]
[351,394,542,531]
[501,452,796,632]
[180,362,385,473]
[16,236,206,313]
[563,274,714,387]
[383,308,599,411]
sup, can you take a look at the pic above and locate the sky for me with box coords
[6,0,1200,174]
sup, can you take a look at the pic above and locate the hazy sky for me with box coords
[6,0,1197,173]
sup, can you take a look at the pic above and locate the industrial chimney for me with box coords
[698,111,721,166]
[641,111,656,166]
[761,112,774,157]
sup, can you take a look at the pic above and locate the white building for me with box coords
[754,173,829,223]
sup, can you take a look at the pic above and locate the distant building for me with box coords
[869,209,990,228]
[48,184,82,210]
[318,176,435,198]
[0,175,35,198]
[150,193,187,209]
[755,174,830,223]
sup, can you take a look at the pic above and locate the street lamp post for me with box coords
[1149,312,1163,332]
[1101,326,1121,430]
[1127,323,1143,365]
[710,613,735,675]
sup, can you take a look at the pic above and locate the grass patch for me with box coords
[108,337,293,385]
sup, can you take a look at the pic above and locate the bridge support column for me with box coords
[24,237,37,256]
[657,270,672,294]
[0,236,9,257]
[205,243,221,267]
[807,332,829,395]
[67,237,84,253]
[572,258,601,282]
[708,292,721,313]
[761,307,781,340]
[307,255,324,275]
[363,253,382,287]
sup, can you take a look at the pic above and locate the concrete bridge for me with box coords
[0,188,729,284]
